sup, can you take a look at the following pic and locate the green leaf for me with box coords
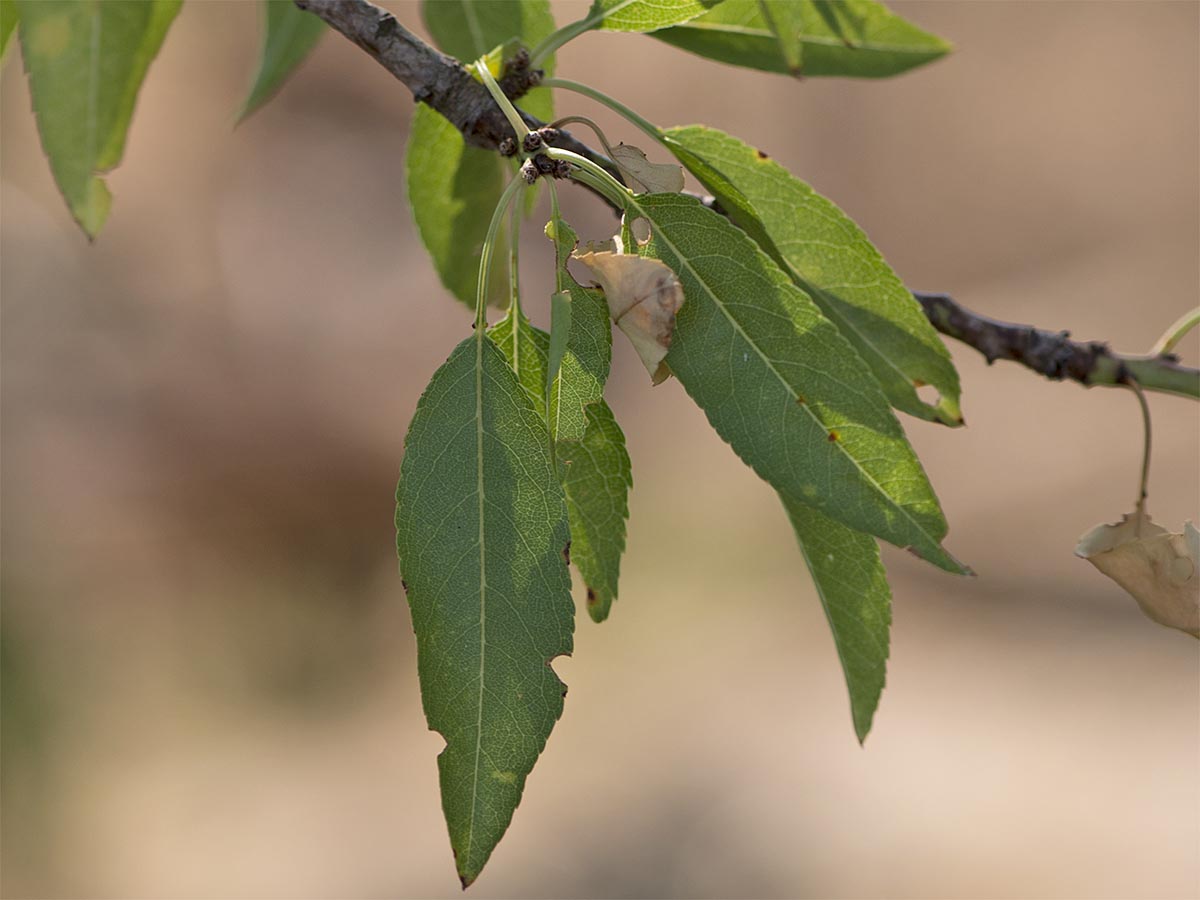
[395,334,574,887]
[1,0,18,65]
[586,0,721,33]
[407,109,513,308]
[627,192,964,572]
[652,0,951,78]
[16,0,182,238]
[563,401,632,623]
[783,496,890,743]
[547,290,573,392]
[408,0,556,306]
[662,124,962,425]
[490,309,632,624]
[239,0,326,122]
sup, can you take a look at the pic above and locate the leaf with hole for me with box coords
[16,0,182,237]
[395,334,574,887]
[653,0,951,78]
[663,124,962,425]
[239,0,326,121]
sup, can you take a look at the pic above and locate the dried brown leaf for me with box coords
[572,250,685,384]
[1076,511,1199,638]
[612,143,685,195]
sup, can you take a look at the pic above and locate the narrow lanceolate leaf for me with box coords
[1,0,18,64]
[544,218,613,443]
[239,0,326,121]
[784,497,890,742]
[586,0,718,33]
[396,335,574,887]
[653,0,951,78]
[563,402,632,623]
[408,0,556,305]
[490,309,631,623]
[16,0,182,238]
[630,193,965,573]
[663,125,962,425]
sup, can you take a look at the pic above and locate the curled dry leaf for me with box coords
[1075,511,1199,638]
[573,250,684,384]
[611,143,686,195]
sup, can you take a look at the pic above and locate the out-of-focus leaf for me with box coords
[16,0,182,237]
[663,125,962,425]
[1076,511,1199,638]
[784,497,890,741]
[408,0,556,305]
[587,0,719,33]
[396,334,574,887]
[1,0,18,64]
[239,0,326,121]
[653,0,951,78]
[573,249,684,385]
[628,192,964,573]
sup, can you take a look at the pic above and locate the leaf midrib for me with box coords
[668,20,940,55]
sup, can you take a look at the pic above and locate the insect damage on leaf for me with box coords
[611,142,685,194]
[572,250,685,384]
[1076,511,1199,638]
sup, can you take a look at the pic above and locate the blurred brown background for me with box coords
[2,1,1198,897]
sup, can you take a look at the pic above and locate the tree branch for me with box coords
[293,0,622,185]
[914,292,1198,399]
[298,0,1199,402]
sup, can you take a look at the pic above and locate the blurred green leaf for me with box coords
[784,497,891,742]
[663,125,962,425]
[395,334,574,888]
[16,0,181,238]
[239,0,326,122]
[408,0,556,305]
[628,193,964,572]
[653,0,951,78]
[1,0,18,64]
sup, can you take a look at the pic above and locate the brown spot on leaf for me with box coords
[827,430,839,442]
[562,541,571,565]
[796,394,806,405]
[912,379,926,387]
[586,587,597,606]
[401,579,409,594]
[756,148,769,159]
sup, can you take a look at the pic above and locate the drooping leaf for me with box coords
[663,125,962,425]
[626,192,964,572]
[16,0,182,238]
[408,0,556,306]
[490,309,632,624]
[1076,511,1199,638]
[573,250,685,385]
[585,0,720,33]
[784,497,890,742]
[1,0,18,64]
[544,217,614,444]
[611,142,686,194]
[563,401,632,623]
[395,334,575,887]
[653,0,951,79]
[239,0,326,122]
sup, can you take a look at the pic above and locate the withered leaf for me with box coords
[611,142,685,195]
[572,250,685,384]
[1076,511,1199,638]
